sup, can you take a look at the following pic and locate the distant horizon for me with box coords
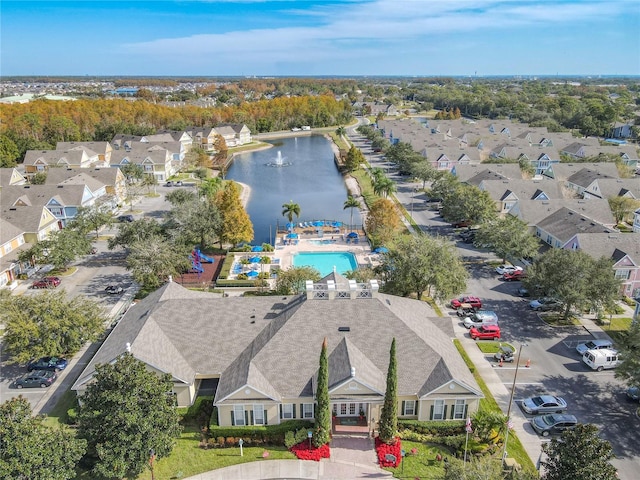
[1,1,638,77]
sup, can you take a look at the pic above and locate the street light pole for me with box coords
[502,343,527,467]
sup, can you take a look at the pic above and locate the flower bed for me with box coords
[375,437,402,467]
[289,441,331,461]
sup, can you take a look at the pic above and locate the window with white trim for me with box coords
[233,404,245,426]
[433,400,445,420]
[453,399,466,419]
[253,404,264,425]
[282,403,293,419]
[302,403,314,419]
[404,400,415,416]
[615,269,631,280]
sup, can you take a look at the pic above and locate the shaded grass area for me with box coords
[453,340,536,472]
[42,389,77,428]
[605,317,632,344]
[539,313,581,327]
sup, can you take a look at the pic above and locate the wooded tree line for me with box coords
[0,94,353,166]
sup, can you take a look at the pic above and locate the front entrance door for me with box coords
[332,403,364,417]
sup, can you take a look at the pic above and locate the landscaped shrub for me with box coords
[375,437,401,467]
[290,441,330,461]
[208,420,313,447]
[284,431,296,448]
[178,396,214,428]
[398,419,466,436]
[217,255,234,280]
[66,407,78,425]
[215,279,258,287]
[622,296,637,307]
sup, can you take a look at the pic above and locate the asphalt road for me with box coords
[346,127,640,479]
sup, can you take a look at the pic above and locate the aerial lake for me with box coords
[226,135,361,245]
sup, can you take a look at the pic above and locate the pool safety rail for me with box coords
[305,279,380,300]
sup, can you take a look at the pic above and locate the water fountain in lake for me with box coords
[265,150,291,167]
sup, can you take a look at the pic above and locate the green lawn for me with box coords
[382,440,449,479]
[476,341,515,354]
[605,317,632,343]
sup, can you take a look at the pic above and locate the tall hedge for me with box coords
[313,338,331,446]
[379,338,398,444]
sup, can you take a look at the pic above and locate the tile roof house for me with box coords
[563,233,640,298]
[72,278,483,426]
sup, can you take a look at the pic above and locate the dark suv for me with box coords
[117,215,134,222]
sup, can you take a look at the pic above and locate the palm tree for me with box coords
[343,195,361,233]
[373,176,396,198]
[281,200,301,224]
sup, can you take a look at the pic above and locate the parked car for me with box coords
[117,215,134,222]
[469,324,501,340]
[494,345,516,362]
[529,297,562,311]
[576,339,614,355]
[175,180,183,186]
[582,348,621,371]
[625,386,639,402]
[105,285,124,295]
[463,310,499,329]
[14,370,57,388]
[27,356,68,372]
[521,395,568,415]
[515,286,530,297]
[495,265,523,275]
[165,181,174,186]
[31,276,61,289]
[452,220,472,228]
[530,413,578,437]
[503,270,526,281]
[451,296,482,310]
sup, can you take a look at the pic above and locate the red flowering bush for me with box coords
[375,437,402,467]
[290,441,331,461]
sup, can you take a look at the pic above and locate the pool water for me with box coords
[293,252,358,277]
[308,239,338,245]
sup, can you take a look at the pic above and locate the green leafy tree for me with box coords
[313,338,331,447]
[34,228,91,270]
[474,216,540,263]
[215,181,254,247]
[120,163,145,211]
[541,424,617,480]
[366,198,401,247]
[165,188,198,206]
[343,195,361,233]
[0,134,20,167]
[380,234,467,301]
[344,145,365,172]
[142,173,158,194]
[164,197,222,250]
[77,353,182,480]
[0,397,86,480]
[440,183,497,226]
[198,176,224,199]
[1,290,106,363]
[274,266,321,294]
[410,161,436,188]
[71,204,113,238]
[335,126,346,137]
[281,200,301,223]
[343,267,376,283]
[378,338,398,444]
[524,249,621,320]
[108,218,163,250]
[614,321,640,388]
[30,172,47,184]
[608,196,640,224]
[372,176,396,198]
[126,235,190,289]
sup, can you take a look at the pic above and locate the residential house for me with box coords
[56,142,113,166]
[185,126,221,152]
[509,198,616,232]
[110,144,174,183]
[73,277,483,425]
[610,122,633,139]
[584,178,640,201]
[0,167,27,186]
[43,167,127,207]
[535,207,614,248]
[564,168,617,198]
[215,124,252,147]
[453,164,523,184]
[542,162,620,183]
[563,233,640,298]
[633,208,640,233]
[478,179,564,215]
[2,184,98,228]
[0,218,27,289]
[23,147,101,176]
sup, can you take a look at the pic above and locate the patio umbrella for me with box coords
[373,246,388,254]
[286,233,299,239]
[247,270,259,277]
[286,222,295,231]
[347,232,359,238]
[249,256,261,263]
[251,245,263,252]
[332,221,343,227]
[312,221,324,227]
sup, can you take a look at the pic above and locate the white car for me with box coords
[495,265,523,275]
[576,339,613,355]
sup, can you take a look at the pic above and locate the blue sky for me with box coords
[1,0,639,76]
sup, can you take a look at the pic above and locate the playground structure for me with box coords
[189,248,215,275]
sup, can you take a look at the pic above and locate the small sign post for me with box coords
[239,438,244,457]
[307,430,313,450]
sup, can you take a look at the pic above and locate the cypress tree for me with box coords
[314,337,331,447]
[379,338,398,444]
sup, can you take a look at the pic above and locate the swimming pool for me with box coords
[293,252,358,277]
[308,239,337,246]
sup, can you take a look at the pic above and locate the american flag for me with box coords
[507,418,514,430]
[465,416,473,433]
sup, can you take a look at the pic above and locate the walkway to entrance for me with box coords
[333,416,370,435]
[181,435,392,479]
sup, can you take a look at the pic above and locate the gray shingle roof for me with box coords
[537,207,613,243]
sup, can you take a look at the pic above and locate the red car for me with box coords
[451,296,482,310]
[503,270,526,281]
[469,324,501,340]
[31,277,61,289]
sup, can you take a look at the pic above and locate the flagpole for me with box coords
[464,416,472,467]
